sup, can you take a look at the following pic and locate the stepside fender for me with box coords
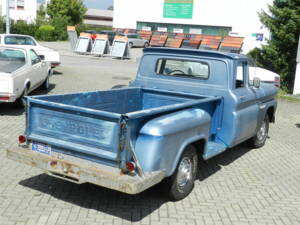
[134,108,211,177]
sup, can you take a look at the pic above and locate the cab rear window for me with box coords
[156,59,209,79]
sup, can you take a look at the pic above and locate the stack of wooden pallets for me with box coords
[219,36,244,53]
[137,30,153,42]
[150,32,168,47]
[199,35,222,51]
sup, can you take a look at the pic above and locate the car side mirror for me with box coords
[253,77,261,88]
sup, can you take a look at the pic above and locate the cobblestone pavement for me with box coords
[1,52,300,225]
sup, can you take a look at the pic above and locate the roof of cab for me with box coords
[143,47,249,60]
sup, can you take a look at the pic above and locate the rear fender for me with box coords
[134,108,211,177]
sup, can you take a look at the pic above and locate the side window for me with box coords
[25,37,36,45]
[236,61,248,88]
[29,50,41,65]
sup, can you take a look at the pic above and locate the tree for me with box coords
[107,5,114,10]
[248,0,300,92]
[47,0,87,25]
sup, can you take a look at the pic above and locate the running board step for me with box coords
[203,141,227,160]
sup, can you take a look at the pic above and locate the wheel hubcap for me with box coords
[257,121,266,141]
[177,157,193,188]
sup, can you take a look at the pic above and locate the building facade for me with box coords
[113,0,273,53]
[0,0,37,23]
[83,9,113,27]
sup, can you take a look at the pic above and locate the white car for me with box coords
[0,46,52,106]
[249,66,281,87]
[0,34,60,68]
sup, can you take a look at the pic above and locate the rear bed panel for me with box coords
[27,100,122,166]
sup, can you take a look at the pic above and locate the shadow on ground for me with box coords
[19,143,252,222]
[296,123,300,128]
[0,84,56,116]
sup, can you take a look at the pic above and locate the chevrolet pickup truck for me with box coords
[7,48,278,201]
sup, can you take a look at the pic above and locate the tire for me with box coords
[248,114,269,148]
[144,42,149,48]
[128,42,133,48]
[41,76,50,90]
[161,145,198,201]
[15,87,28,108]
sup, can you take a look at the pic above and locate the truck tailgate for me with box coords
[27,98,122,167]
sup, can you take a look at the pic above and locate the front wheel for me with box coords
[144,42,149,48]
[248,114,269,148]
[161,145,198,201]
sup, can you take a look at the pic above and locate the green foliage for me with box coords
[248,0,300,92]
[75,24,112,34]
[0,16,5,33]
[47,0,87,25]
[11,21,39,37]
[35,25,56,41]
[51,15,70,41]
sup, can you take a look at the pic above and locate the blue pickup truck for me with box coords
[7,48,278,200]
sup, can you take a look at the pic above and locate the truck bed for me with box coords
[26,88,221,168]
[33,88,208,114]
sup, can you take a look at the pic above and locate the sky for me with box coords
[37,0,114,10]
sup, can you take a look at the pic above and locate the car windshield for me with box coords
[0,48,26,73]
[4,36,36,46]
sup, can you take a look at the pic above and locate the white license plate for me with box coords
[32,142,52,156]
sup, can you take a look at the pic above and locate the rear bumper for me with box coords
[7,147,165,194]
[0,93,17,102]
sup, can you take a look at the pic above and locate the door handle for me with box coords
[239,96,246,100]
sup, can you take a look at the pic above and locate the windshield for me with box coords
[0,48,26,73]
[4,36,36,46]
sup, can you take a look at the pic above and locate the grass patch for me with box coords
[277,89,300,102]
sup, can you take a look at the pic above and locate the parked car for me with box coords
[0,46,52,106]
[0,34,60,68]
[249,66,280,87]
[119,33,149,48]
[8,48,278,200]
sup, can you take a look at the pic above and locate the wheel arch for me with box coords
[267,106,275,123]
[168,136,207,177]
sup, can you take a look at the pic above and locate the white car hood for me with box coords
[249,67,280,82]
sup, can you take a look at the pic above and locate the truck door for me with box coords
[29,49,45,89]
[232,61,259,143]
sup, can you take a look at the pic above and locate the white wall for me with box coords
[1,0,37,23]
[113,0,273,53]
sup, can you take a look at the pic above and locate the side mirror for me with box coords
[253,77,261,88]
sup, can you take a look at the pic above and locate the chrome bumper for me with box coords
[7,147,165,194]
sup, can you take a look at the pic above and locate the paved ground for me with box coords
[1,43,300,225]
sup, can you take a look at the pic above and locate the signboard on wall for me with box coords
[163,0,193,19]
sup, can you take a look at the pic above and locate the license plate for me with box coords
[32,142,52,156]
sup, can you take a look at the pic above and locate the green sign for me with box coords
[163,0,193,19]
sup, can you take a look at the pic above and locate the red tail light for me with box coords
[0,96,10,101]
[126,161,136,172]
[275,77,280,87]
[18,135,26,144]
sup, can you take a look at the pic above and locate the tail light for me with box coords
[0,96,10,101]
[18,135,26,144]
[275,77,280,87]
[126,161,136,172]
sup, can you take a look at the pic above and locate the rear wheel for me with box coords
[161,145,198,201]
[41,76,50,90]
[15,87,28,108]
[128,42,133,48]
[248,114,269,148]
